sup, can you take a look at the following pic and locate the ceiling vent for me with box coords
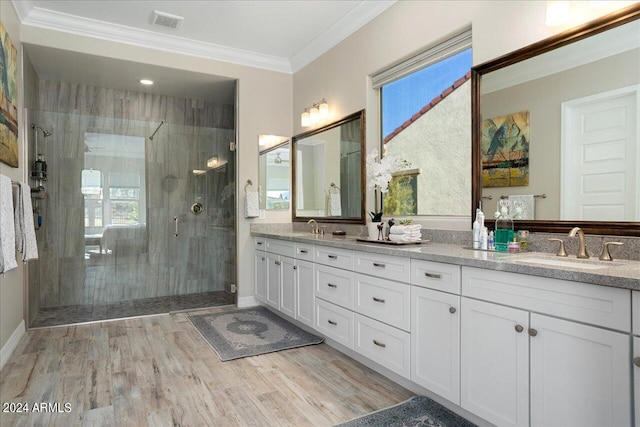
[151,10,184,30]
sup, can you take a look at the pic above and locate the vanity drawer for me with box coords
[355,252,411,283]
[316,298,354,349]
[294,242,314,261]
[633,291,640,336]
[354,273,410,331]
[315,264,354,310]
[462,266,631,332]
[254,236,266,251]
[355,313,411,379]
[314,246,354,270]
[265,238,295,257]
[411,259,461,294]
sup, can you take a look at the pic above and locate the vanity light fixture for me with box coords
[139,79,154,85]
[300,99,330,127]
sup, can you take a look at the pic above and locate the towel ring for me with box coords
[244,179,253,194]
[329,182,341,194]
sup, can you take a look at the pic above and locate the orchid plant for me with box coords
[366,148,409,221]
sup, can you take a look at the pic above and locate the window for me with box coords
[109,186,140,225]
[375,30,472,217]
[82,169,103,227]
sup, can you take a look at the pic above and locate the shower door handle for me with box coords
[173,216,179,237]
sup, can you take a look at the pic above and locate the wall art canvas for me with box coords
[481,111,530,187]
[0,20,19,168]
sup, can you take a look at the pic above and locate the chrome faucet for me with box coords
[568,227,589,259]
[307,219,319,235]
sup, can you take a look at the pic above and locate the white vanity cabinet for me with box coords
[633,290,640,335]
[412,286,461,405]
[295,259,314,328]
[280,256,296,318]
[254,238,267,302]
[634,336,640,426]
[461,266,632,427]
[460,297,529,427]
[265,252,281,310]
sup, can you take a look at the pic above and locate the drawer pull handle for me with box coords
[293,266,297,270]
[528,328,538,337]
[424,272,442,279]
[373,340,386,348]
[373,297,386,303]
[274,260,281,266]
[299,249,308,254]
[449,307,456,314]
[327,283,337,288]
[328,255,338,259]
[515,324,524,333]
[328,320,337,326]
[261,257,265,261]
[373,262,386,268]
[634,357,640,368]
[256,241,263,245]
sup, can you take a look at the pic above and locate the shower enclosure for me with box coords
[27,110,236,327]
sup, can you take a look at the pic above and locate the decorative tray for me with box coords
[356,238,429,245]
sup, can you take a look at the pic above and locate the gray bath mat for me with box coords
[188,306,324,361]
[336,396,477,427]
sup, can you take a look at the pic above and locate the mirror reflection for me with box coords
[292,110,365,223]
[258,135,290,211]
[476,13,639,224]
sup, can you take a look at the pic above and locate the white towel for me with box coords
[244,191,260,218]
[0,175,17,273]
[389,224,422,235]
[389,234,421,242]
[328,193,342,216]
[508,195,535,220]
[13,183,38,261]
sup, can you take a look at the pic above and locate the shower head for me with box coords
[31,124,52,137]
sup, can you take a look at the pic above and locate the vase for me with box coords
[367,222,384,240]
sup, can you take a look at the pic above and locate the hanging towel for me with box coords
[13,182,38,261]
[245,191,260,218]
[508,195,535,220]
[0,175,17,273]
[328,193,342,216]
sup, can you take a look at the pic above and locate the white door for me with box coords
[254,252,266,302]
[530,314,631,427]
[295,259,314,327]
[634,336,640,426]
[461,298,529,427]
[280,256,296,318]
[265,253,281,310]
[411,287,460,404]
[562,86,639,220]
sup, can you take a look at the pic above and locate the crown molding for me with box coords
[290,0,396,73]
[13,1,292,73]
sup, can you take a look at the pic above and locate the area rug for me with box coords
[187,306,324,361]
[336,396,477,427]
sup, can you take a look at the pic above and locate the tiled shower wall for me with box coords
[28,80,235,318]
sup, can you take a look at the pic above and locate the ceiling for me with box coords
[14,0,394,105]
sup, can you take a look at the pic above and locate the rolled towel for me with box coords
[389,225,407,235]
[389,234,422,242]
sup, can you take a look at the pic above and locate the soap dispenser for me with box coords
[495,200,514,252]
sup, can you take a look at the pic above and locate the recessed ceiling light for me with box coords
[139,79,154,85]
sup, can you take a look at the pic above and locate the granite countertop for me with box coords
[251,230,640,291]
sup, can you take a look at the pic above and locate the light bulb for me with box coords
[301,110,311,127]
[319,100,329,119]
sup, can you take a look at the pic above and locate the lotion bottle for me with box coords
[472,209,481,249]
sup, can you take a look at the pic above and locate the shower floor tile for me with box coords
[30,290,235,328]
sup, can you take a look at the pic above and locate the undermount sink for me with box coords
[517,256,623,270]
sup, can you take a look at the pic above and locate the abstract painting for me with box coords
[481,111,530,187]
[0,20,19,168]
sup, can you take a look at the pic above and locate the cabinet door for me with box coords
[530,313,631,427]
[634,336,640,426]
[280,256,296,318]
[265,253,281,310]
[461,298,529,427]
[254,252,267,302]
[295,259,314,328]
[411,287,460,404]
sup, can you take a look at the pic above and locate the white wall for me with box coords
[292,0,631,229]
[0,0,26,358]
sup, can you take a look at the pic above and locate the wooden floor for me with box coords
[0,307,413,426]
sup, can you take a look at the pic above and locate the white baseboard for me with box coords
[237,296,260,308]
[0,320,25,371]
